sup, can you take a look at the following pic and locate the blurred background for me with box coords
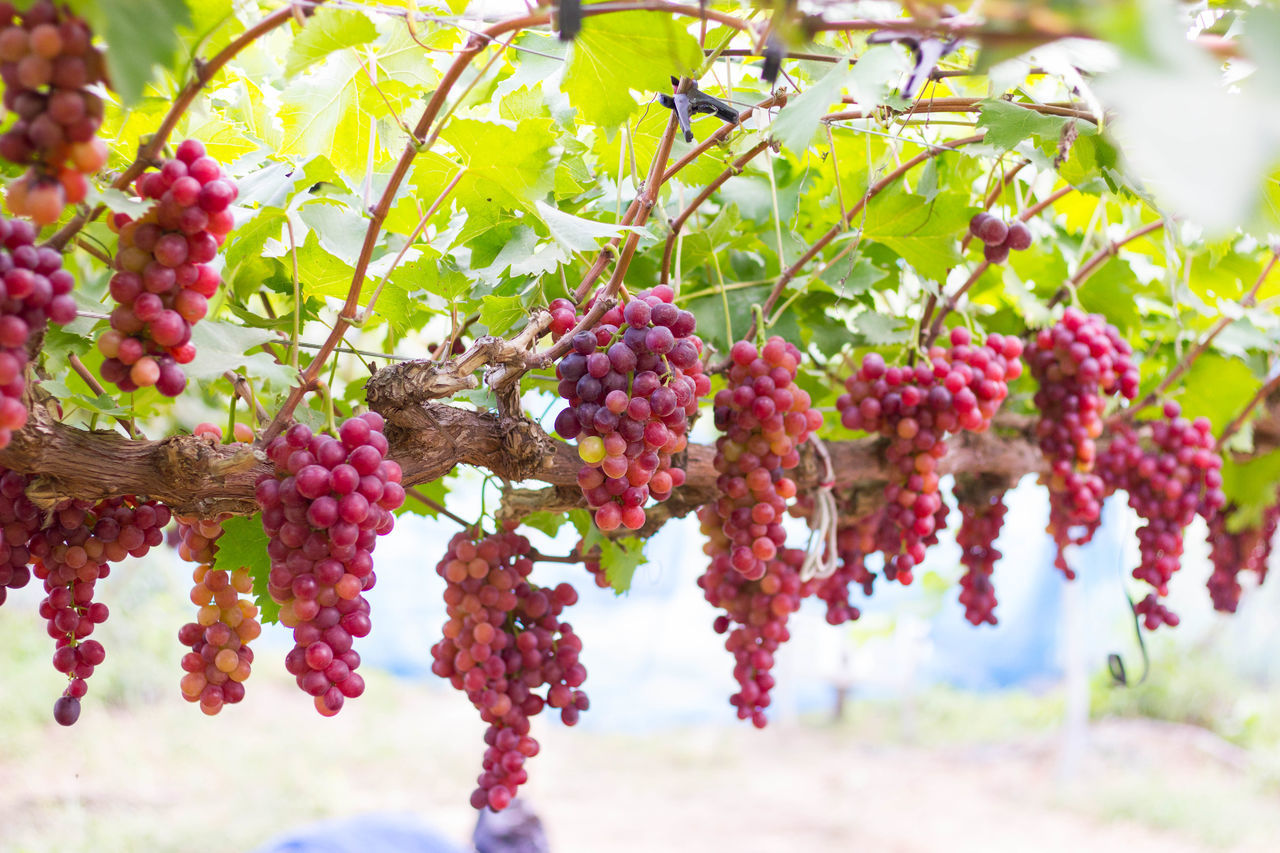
[2,458,1280,853]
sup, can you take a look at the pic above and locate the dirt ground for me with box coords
[1,667,1277,853]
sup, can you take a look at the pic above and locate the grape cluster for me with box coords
[697,506,805,728]
[549,286,710,532]
[706,336,822,580]
[98,139,236,396]
[1028,309,1139,578]
[255,414,405,715]
[430,530,588,811]
[1206,501,1279,613]
[30,493,169,725]
[804,516,879,625]
[836,328,1022,584]
[1097,402,1225,630]
[0,467,38,607]
[175,514,262,715]
[968,212,1031,265]
[0,1,108,225]
[0,215,77,447]
[954,478,1009,626]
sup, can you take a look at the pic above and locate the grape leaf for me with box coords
[184,321,297,389]
[79,0,191,105]
[479,293,528,336]
[211,516,278,625]
[1222,449,1280,530]
[863,188,971,281]
[534,200,637,253]
[285,7,377,77]
[976,99,1070,150]
[562,11,701,130]
[522,511,568,537]
[581,528,646,594]
[770,64,851,152]
[1175,354,1259,435]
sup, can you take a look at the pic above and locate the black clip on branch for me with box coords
[657,76,739,143]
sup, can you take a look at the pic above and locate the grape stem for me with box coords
[407,486,471,528]
[44,3,311,252]
[1118,244,1276,423]
[68,353,136,438]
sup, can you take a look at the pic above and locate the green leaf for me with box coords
[533,200,635,253]
[211,516,278,626]
[81,0,191,104]
[285,7,377,77]
[770,64,850,152]
[976,100,1070,150]
[562,11,701,129]
[852,311,911,345]
[479,293,527,336]
[1222,450,1280,529]
[1173,355,1261,436]
[522,511,567,537]
[185,321,297,389]
[863,188,971,281]
[581,528,647,594]
[444,118,556,212]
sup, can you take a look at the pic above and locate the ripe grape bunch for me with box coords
[1028,308,1139,577]
[0,214,77,448]
[707,336,823,580]
[29,492,169,725]
[697,507,804,728]
[430,530,588,811]
[954,477,1010,627]
[1097,402,1225,630]
[836,328,1022,584]
[969,212,1031,265]
[98,139,237,396]
[549,285,710,531]
[175,513,262,715]
[1205,499,1279,613]
[0,0,109,225]
[0,466,40,607]
[255,414,405,716]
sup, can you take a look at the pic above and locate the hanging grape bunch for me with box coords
[707,335,823,580]
[953,475,1011,626]
[98,139,237,396]
[697,506,806,728]
[1028,308,1139,577]
[255,414,405,716]
[969,212,1031,264]
[804,515,881,626]
[174,506,262,716]
[836,328,1022,584]
[1097,402,1225,630]
[0,0,108,225]
[0,215,77,448]
[1206,501,1279,613]
[430,530,588,811]
[29,492,170,725]
[549,286,710,532]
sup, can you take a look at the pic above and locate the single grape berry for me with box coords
[983,242,1011,264]
[975,216,1009,247]
[1004,221,1032,251]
